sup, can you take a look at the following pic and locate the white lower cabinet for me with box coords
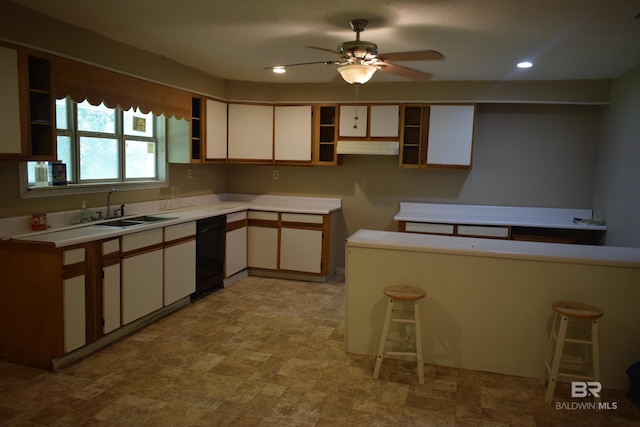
[164,222,196,305]
[63,247,86,353]
[63,275,85,353]
[247,211,279,270]
[121,229,164,325]
[102,238,121,334]
[226,211,248,277]
[280,227,323,273]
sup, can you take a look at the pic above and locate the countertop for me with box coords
[347,229,640,268]
[6,194,341,248]
[394,202,607,231]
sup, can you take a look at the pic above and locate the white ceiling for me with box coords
[9,0,640,84]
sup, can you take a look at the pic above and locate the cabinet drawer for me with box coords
[63,248,85,265]
[248,211,279,221]
[405,222,454,235]
[227,211,247,222]
[122,228,163,252]
[102,238,120,255]
[281,213,323,225]
[164,221,196,242]
[457,225,510,238]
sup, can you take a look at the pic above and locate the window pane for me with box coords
[56,98,68,130]
[80,136,119,180]
[124,108,154,137]
[77,101,115,133]
[57,135,73,182]
[125,140,156,178]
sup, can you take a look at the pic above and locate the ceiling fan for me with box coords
[267,19,444,84]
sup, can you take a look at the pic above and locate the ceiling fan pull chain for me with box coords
[353,84,360,129]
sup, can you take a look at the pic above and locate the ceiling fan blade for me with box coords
[378,62,433,81]
[264,60,339,70]
[377,50,444,62]
[307,46,345,57]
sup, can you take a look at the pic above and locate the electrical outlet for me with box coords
[272,170,279,180]
[188,169,193,179]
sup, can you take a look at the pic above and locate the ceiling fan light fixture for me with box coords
[337,64,377,84]
[272,66,286,74]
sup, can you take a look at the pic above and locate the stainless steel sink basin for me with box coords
[97,215,177,227]
[99,219,144,227]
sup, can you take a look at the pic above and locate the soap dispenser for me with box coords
[80,201,90,223]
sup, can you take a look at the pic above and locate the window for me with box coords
[27,97,166,189]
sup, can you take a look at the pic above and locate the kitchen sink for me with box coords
[99,219,144,227]
[97,215,177,228]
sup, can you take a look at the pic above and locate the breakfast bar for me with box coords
[345,229,640,390]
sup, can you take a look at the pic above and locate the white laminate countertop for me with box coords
[347,229,640,268]
[6,194,341,248]
[394,202,607,231]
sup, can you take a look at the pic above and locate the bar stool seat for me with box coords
[544,300,604,404]
[373,285,426,384]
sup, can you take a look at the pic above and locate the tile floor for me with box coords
[1,276,639,426]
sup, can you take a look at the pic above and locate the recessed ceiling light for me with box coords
[517,61,533,69]
[272,66,286,74]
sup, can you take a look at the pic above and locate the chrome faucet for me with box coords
[106,188,117,218]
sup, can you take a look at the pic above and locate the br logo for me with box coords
[571,381,602,398]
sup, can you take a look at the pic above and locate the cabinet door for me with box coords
[64,275,86,353]
[103,263,121,334]
[247,211,279,270]
[164,239,196,305]
[0,46,22,155]
[339,105,368,137]
[280,228,323,273]
[205,98,227,160]
[122,249,163,324]
[226,226,247,277]
[274,105,312,161]
[426,105,475,167]
[228,104,274,160]
[370,105,399,137]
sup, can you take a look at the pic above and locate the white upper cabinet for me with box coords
[228,103,273,160]
[339,105,368,137]
[274,105,312,161]
[339,104,399,139]
[426,105,475,167]
[369,105,399,138]
[0,46,22,155]
[205,98,227,160]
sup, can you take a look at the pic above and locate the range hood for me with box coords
[336,140,400,155]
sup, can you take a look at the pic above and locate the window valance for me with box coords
[54,57,191,120]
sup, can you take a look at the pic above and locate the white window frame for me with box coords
[20,99,168,199]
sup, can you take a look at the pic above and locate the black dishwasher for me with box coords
[193,215,226,300]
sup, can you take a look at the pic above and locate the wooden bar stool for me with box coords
[373,285,426,384]
[544,300,604,404]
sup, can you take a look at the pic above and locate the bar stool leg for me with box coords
[545,314,569,404]
[414,300,424,384]
[373,297,394,379]
[591,319,601,405]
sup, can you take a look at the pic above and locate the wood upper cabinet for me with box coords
[274,105,312,162]
[338,104,399,139]
[400,103,475,169]
[228,103,274,162]
[313,105,338,165]
[0,45,23,157]
[0,45,56,161]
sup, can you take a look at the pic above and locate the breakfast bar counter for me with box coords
[345,229,640,390]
